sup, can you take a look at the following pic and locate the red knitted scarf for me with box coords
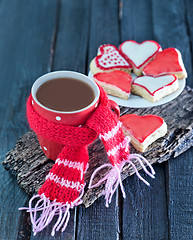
[20,85,155,236]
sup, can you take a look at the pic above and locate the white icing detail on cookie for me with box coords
[98,45,130,68]
[121,41,159,67]
[133,75,177,95]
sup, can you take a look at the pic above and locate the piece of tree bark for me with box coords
[3,86,193,207]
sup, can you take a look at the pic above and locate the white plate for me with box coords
[88,71,186,108]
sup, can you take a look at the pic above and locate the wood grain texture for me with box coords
[30,211,76,240]
[152,0,193,87]
[120,0,168,239]
[152,0,193,239]
[88,0,120,66]
[0,0,58,240]
[53,0,90,74]
[30,0,91,238]
[121,0,154,42]
[76,199,118,240]
[122,164,169,240]
[77,1,120,239]
[185,0,193,74]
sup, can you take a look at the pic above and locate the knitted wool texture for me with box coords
[26,85,128,204]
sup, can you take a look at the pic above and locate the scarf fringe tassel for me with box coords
[88,154,155,207]
[19,189,84,236]
[19,156,154,234]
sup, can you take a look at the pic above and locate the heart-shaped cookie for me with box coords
[120,114,167,152]
[93,70,132,99]
[90,44,132,74]
[119,40,161,75]
[143,48,187,79]
[131,74,179,102]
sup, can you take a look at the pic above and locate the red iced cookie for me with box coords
[120,114,167,152]
[90,44,132,74]
[143,48,187,79]
[93,70,132,100]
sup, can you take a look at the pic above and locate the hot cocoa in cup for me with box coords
[31,71,100,126]
[31,71,119,160]
[31,71,100,160]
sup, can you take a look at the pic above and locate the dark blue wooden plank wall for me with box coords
[0,0,192,239]
[152,0,193,239]
[30,0,90,239]
[0,0,58,239]
[76,1,120,239]
[121,1,168,239]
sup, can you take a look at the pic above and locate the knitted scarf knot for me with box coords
[20,85,155,236]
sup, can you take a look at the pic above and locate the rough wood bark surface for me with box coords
[3,86,193,208]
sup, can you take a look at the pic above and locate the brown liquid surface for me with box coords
[36,78,95,111]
